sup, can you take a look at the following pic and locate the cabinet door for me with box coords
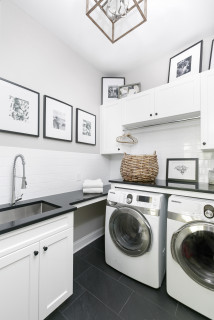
[39,228,73,320]
[154,74,200,119]
[201,69,214,149]
[100,101,129,154]
[0,243,39,320]
[122,89,155,126]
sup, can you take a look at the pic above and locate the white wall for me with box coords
[110,120,214,183]
[0,0,102,154]
[124,35,214,91]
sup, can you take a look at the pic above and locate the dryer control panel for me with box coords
[108,189,163,210]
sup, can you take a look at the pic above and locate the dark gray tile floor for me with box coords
[46,236,209,320]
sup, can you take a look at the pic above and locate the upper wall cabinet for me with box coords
[154,74,201,121]
[121,74,201,129]
[122,89,155,126]
[201,69,214,150]
[100,101,130,155]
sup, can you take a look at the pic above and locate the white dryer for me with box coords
[105,188,167,288]
[167,195,214,319]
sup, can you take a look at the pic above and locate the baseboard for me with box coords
[73,227,105,253]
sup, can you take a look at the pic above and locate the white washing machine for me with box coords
[167,195,214,319]
[105,188,167,288]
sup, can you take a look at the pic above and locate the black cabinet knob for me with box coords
[155,112,158,116]
[150,114,152,117]
[34,251,39,256]
[43,246,48,252]
[118,148,120,151]
[203,142,206,145]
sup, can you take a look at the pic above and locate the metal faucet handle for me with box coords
[14,194,23,205]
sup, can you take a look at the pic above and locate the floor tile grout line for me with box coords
[174,302,179,317]
[118,290,134,315]
[60,290,86,314]
[84,289,126,318]
[87,264,134,292]
[74,265,93,282]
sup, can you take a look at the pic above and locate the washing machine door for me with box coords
[109,206,152,257]
[171,221,214,290]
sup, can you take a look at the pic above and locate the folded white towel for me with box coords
[83,179,103,189]
[83,188,103,194]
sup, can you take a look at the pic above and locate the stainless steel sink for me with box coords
[0,201,60,225]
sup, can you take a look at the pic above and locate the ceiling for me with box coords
[11,0,214,74]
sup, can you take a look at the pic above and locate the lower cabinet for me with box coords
[39,229,73,319]
[0,213,73,320]
[0,243,39,320]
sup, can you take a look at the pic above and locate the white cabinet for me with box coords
[201,69,214,149]
[0,212,73,320]
[39,229,73,319]
[121,74,200,129]
[100,101,130,154]
[122,89,155,126]
[0,243,39,320]
[154,74,200,120]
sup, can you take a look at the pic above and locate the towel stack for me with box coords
[83,179,103,194]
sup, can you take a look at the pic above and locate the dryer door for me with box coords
[171,221,214,290]
[109,206,152,257]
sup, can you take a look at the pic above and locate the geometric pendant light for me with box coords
[86,0,147,43]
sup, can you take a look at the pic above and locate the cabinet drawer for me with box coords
[0,212,73,258]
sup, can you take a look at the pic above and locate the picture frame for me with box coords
[166,158,199,183]
[0,77,39,137]
[209,39,214,70]
[76,108,96,145]
[101,77,125,105]
[168,40,203,83]
[43,95,73,142]
[118,83,141,99]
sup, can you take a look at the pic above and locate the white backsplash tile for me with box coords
[110,119,214,183]
[0,146,110,205]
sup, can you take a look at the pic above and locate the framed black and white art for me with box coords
[76,108,96,145]
[209,39,214,70]
[101,77,125,105]
[0,77,39,137]
[166,158,199,183]
[43,95,73,142]
[168,41,203,83]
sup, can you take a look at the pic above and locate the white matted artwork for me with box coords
[101,77,125,104]
[44,96,73,141]
[76,108,96,145]
[166,158,198,183]
[168,41,203,83]
[0,77,39,136]
[209,39,214,70]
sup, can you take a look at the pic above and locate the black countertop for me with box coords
[109,179,214,194]
[0,185,110,235]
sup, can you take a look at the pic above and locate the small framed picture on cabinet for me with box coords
[168,41,203,83]
[101,77,125,105]
[76,108,96,145]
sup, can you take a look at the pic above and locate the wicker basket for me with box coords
[120,152,159,182]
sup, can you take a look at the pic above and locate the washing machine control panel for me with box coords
[108,189,161,209]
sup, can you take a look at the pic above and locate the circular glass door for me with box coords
[171,221,214,290]
[109,206,151,257]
